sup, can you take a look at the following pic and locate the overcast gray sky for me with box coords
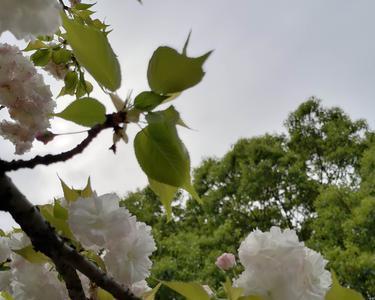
[1,0,375,229]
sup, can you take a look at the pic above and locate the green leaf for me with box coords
[163,92,182,103]
[224,277,243,300]
[90,19,109,31]
[59,177,80,202]
[81,177,93,198]
[183,182,202,204]
[57,86,68,98]
[97,288,114,300]
[73,3,95,10]
[53,200,69,220]
[83,250,107,271]
[238,296,264,300]
[52,48,72,64]
[23,40,48,51]
[325,272,364,300]
[182,31,192,55]
[37,35,53,42]
[62,14,121,91]
[54,97,106,127]
[31,48,52,66]
[134,106,190,187]
[76,79,93,97]
[146,105,180,124]
[73,9,95,20]
[149,178,178,220]
[64,71,79,95]
[134,91,168,112]
[163,282,211,300]
[0,264,10,271]
[39,204,75,240]
[143,283,162,300]
[0,291,13,300]
[12,245,50,264]
[176,116,191,129]
[147,45,212,94]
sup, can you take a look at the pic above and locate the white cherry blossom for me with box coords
[68,193,136,249]
[0,270,11,292]
[104,221,156,286]
[0,0,61,40]
[10,255,68,300]
[234,226,331,300]
[68,192,156,287]
[8,232,31,250]
[0,237,10,263]
[130,280,152,298]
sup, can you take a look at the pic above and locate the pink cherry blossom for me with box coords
[215,252,236,271]
[0,44,55,154]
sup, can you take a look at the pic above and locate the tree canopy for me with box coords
[122,98,375,299]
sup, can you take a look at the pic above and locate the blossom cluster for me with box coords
[68,193,156,296]
[0,0,61,40]
[233,227,332,300]
[0,193,156,299]
[0,233,68,300]
[0,44,55,154]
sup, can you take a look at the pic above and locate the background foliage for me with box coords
[121,98,375,300]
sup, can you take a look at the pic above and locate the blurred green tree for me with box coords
[121,98,374,299]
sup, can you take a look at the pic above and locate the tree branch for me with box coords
[0,174,139,300]
[54,260,87,300]
[0,112,126,173]
[58,0,69,10]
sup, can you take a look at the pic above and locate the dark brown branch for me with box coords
[58,0,69,10]
[0,112,126,173]
[54,260,87,300]
[0,174,139,300]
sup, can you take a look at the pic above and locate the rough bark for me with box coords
[0,173,138,300]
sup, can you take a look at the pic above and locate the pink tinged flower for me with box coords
[215,253,236,271]
[43,61,68,80]
[0,43,55,154]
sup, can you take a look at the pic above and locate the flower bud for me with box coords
[215,253,236,271]
[36,131,55,144]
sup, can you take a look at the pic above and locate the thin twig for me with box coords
[0,112,126,173]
